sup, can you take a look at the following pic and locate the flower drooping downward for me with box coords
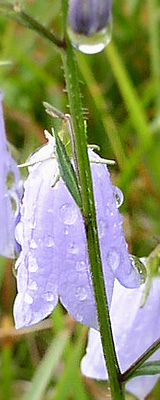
[0,90,21,258]
[14,131,141,329]
[81,278,160,400]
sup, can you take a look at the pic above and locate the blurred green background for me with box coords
[0,0,160,398]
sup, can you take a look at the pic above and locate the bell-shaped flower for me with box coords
[14,131,141,329]
[0,90,21,258]
[81,278,160,400]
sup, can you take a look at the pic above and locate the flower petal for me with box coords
[0,90,21,258]
[81,278,160,400]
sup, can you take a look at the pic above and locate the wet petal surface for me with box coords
[0,90,21,258]
[81,278,160,400]
[14,135,140,329]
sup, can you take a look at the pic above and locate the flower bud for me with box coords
[67,0,112,54]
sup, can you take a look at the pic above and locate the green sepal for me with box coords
[55,133,82,209]
[130,360,160,378]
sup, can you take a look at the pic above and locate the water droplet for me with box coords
[28,281,38,291]
[24,292,33,304]
[75,287,87,301]
[15,222,23,245]
[98,218,108,237]
[68,242,79,255]
[30,239,38,249]
[47,209,53,214]
[28,254,38,273]
[60,204,78,225]
[129,255,147,284]
[67,22,112,54]
[9,191,19,217]
[44,235,54,248]
[42,292,54,302]
[107,248,120,273]
[5,170,15,189]
[113,186,124,208]
[76,260,86,272]
[76,313,83,323]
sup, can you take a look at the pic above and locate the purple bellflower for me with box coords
[68,0,112,36]
[14,131,141,329]
[81,278,160,400]
[0,90,21,258]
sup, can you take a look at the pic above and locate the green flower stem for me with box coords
[147,0,160,117]
[121,337,160,383]
[61,2,124,399]
[0,2,64,50]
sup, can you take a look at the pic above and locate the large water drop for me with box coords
[60,203,78,225]
[107,248,120,273]
[67,22,112,55]
[129,255,147,284]
[75,286,87,301]
[113,186,124,208]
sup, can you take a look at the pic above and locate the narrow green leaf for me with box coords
[131,360,160,378]
[72,370,91,400]
[22,330,70,400]
[55,133,82,209]
[53,327,87,400]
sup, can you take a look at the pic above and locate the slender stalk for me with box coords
[0,2,64,49]
[61,2,124,399]
[121,337,160,383]
[147,0,160,116]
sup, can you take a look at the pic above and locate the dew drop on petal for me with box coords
[28,281,38,291]
[28,254,38,273]
[15,222,23,245]
[67,242,79,255]
[60,204,78,225]
[76,313,83,323]
[75,287,87,301]
[42,292,54,302]
[107,248,120,273]
[5,170,15,190]
[98,218,108,237]
[129,255,147,284]
[76,260,86,272]
[9,191,19,217]
[44,235,54,248]
[24,293,33,304]
[67,22,112,54]
[113,186,124,208]
[30,239,38,249]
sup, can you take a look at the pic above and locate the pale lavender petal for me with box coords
[81,278,160,400]
[14,134,140,329]
[14,153,59,329]
[88,149,140,290]
[0,90,21,258]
